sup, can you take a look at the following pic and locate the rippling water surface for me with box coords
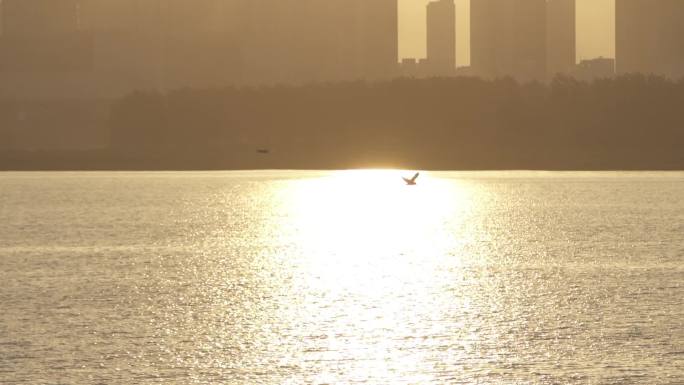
[1,171,683,384]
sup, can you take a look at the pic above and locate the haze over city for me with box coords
[1,2,683,385]
[0,0,683,169]
[399,0,615,65]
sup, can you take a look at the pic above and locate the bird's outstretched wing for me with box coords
[403,172,420,185]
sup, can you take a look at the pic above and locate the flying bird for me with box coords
[403,172,420,186]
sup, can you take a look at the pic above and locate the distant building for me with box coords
[470,0,499,78]
[471,0,547,82]
[616,0,657,75]
[240,0,398,84]
[1,0,79,37]
[418,58,430,74]
[161,0,239,89]
[0,123,14,151]
[454,66,475,76]
[400,58,420,77]
[572,57,615,81]
[546,0,575,79]
[616,0,684,79]
[0,0,399,97]
[513,0,547,82]
[78,0,242,92]
[357,0,399,79]
[0,0,91,73]
[400,57,456,78]
[77,0,164,94]
[426,0,456,76]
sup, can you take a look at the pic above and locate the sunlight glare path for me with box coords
[273,170,480,311]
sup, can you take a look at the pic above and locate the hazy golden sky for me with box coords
[399,0,615,65]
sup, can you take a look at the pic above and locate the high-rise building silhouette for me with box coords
[470,0,499,78]
[616,0,684,79]
[0,0,90,72]
[515,0,547,81]
[471,0,547,82]
[546,0,575,78]
[572,57,615,81]
[79,0,141,31]
[239,0,397,84]
[358,0,399,79]
[1,0,79,37]
[75,0,242,92]
[0,0,399,96]
[237,0,328,84]
[161,0,238,88]
[616,0,656,76]
[426,0,456,75]
[77,0,164,94]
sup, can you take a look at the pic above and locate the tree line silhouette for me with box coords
[2,74,684,170]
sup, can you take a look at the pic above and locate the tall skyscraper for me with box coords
[340,0,399,80]
[236,0,323,84]
[546,0,576,78]
[161,0,238,88]
[79,0,141,31]
[0,0,90,72]
[509,0,547,81]
[616,0,658,75]
[354,0,399,79]
[426,0,456,75]
[471,0,547,82]
[616,0,684,78]
[2,0,399,94]
[78,0,164,93]
[1,0,79,37]
[238,0,397,84]
[470,0,500,78]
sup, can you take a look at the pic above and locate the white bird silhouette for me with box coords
[403,172,420,185]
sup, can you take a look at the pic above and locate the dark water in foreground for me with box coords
[1,171,682,384]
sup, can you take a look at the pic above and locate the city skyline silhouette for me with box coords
[0,0,678,97]
[0,0,683,170]
[1,4,682,385]
[399,0,616,64]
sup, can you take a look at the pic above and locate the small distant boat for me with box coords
[256,149,270,154]
[403,172,420,185]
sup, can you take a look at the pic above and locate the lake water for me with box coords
[1,171,682,384]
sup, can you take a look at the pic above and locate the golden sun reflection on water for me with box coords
[269,170,482,382]
[2,172,682,384]
[286,170,475,263]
